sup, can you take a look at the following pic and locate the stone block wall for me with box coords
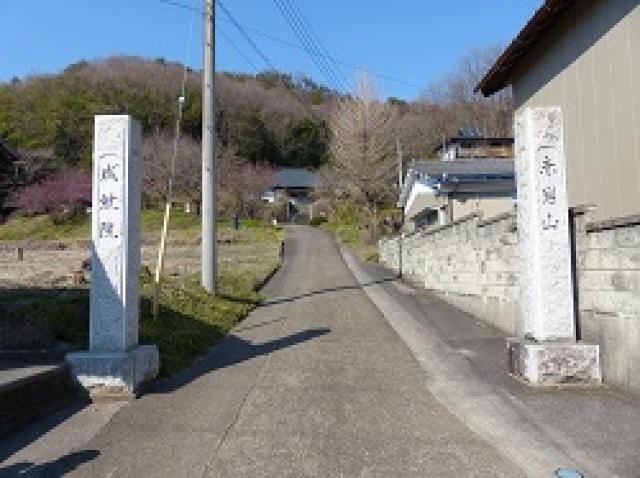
[379,208,640,395]
[380,210,521,335]
[574,211,640,393]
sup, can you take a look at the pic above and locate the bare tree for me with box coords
[142,132,201,206]
[217,146,274,220]
[328,74,398,226]
[397,102,448,159]
[421,45,513,139]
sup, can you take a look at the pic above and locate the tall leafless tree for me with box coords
[421,45,513,139]
[142,131,201,206]
[217,146,274,220]
[328,74,398,226]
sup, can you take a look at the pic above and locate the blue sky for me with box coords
[1,1,541,100]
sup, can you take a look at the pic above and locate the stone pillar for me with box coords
[507,107,600,386]
[516,106,575,340]
[67,116,159,397]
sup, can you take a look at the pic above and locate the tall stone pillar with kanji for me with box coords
[67,115,159,397]
[508,106,601,386]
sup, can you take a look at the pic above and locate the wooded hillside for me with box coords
[0,48,512,215]
[0,56,334,171]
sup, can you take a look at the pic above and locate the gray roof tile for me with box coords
[411,159,514,176]
[273,168,319,188]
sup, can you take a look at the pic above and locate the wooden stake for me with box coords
[153,200,172,321]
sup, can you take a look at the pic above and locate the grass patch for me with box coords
[322,202,381,263]
[139,272,267,376]
[0,209,278,243]
[140,208,201,237]
[1,224,283,377]
[0,215,90,241]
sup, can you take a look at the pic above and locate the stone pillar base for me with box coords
[66,344,159,398]
[507,338,601,386]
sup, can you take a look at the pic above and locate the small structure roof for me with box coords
[475,0,575,96]
[411,159,515,176]
[399,159,515,210]
[272,168,319,189]
[433,136,514,152]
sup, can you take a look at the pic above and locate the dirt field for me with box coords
[0,235,280,288]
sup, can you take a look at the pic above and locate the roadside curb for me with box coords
[253,262,282,293]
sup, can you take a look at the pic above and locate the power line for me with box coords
[241,22,421,91]
[216,23,261,72]
[272,0,347,92]
[155,0,422,92]
[157,0,286,78]
[279,0,352,91]
[220,13,421,91]
[215,0,318,117]
[215,0,278,72]
[157,0,200,13]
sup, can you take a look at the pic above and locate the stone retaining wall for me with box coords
[379,208,640,394]
[575,211,640,393]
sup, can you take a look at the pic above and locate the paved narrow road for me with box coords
[2,226,523,477]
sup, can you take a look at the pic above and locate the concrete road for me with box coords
[1,226,524,477]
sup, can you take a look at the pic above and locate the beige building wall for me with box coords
[452,196,514,222]
[512,0,640,221]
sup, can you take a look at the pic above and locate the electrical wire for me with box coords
[215,0,318,117]
[237,20,421,91]
[276,0,352,92]
[273,0,346,92]
[216,23,261,73]
[215,0,278,72]
[286,0,351,89]
[156,0,422,91]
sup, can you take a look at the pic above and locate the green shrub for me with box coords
[309,216,327,226]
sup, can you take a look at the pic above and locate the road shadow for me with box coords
[232,316,287,333]
[0,403,89,464]
[259,278,396,307]
[0,449,99,478]
[0,284,252,437]
[150,326,331,394]
[216,292,261,306]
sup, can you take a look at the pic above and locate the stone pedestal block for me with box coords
[67,345,159,396]
[507,338,601,386]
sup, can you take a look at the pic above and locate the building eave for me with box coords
[475,0,575,97]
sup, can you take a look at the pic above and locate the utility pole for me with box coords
[202,0,217,292]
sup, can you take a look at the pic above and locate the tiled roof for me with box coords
[273,168,319,188]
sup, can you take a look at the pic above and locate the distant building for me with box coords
[262,168,320,221]
[435,129,514,161]
[399,159,515,231]
[262,168,319,201]
[477,0,640,221]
